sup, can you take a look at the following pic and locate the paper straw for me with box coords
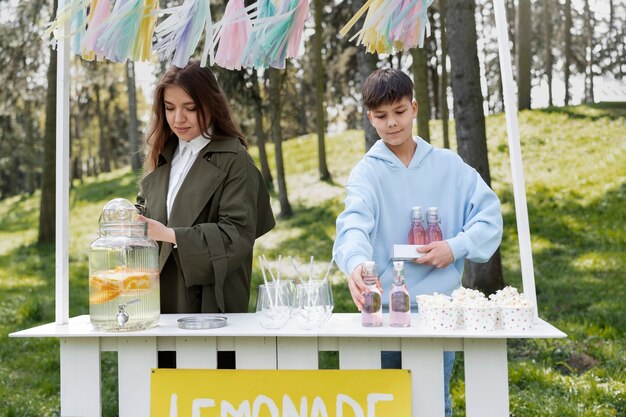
[258,255,277,324]
[322,255,335,283]
[289,256,303,283]
[262,254,276,281]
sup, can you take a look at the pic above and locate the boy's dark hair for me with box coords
[361,69,414,110]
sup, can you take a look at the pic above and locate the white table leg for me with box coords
[117,337,157,417]
[464,338,509,417]
[176,337,217,369]
[60,337,101,417]
[277,337,318,369]
[402,338,445,417]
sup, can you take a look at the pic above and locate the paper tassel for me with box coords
[70,6,87,54]
[286,0,309,58]
[214,0,252,70]
[153,0,212,68]
[43,0,91,48]
[94,0,157,62]
[80,0,112,61]
[242,0,309,69]
[340,0,433,54]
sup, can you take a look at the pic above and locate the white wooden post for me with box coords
[492,0,538,313]
[464,339,509,417]
[55,0,71,325]
[60,338,101,417]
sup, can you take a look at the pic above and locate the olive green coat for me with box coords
[137,137,275,314]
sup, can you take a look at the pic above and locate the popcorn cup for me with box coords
[463,306,499,332]
[500,306,534,331]
[419,305,459,331]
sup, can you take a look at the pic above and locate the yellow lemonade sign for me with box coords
[151,369,411,417]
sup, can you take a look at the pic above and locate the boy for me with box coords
[333,69,503,417]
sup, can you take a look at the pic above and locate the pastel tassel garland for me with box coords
[340,0,433,54]
[43,0,91,48]
[94,0,156,62]
[214,0,251,70]
[154,0,212,68]
[80,0,112,61]
[242,0,309,69]
[70,5,87,55]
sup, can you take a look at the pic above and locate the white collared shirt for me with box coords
[166,135,211,219]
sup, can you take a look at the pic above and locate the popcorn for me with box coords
[489,286,533,307]
[416,293,453,307]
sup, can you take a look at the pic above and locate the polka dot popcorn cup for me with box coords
[463,306,499,332]
[500,306,534,331]
[419,305,459,331]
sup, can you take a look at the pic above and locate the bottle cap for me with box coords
[411,206,423,220]
[393,261,404,270]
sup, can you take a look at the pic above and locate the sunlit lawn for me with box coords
[0,104,624,416]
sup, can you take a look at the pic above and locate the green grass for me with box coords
[1,104,625,416]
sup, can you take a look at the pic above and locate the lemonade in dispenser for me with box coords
[88,198,160,331]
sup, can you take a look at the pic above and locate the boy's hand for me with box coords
[348,264,369,311]
[414,241,454,268]
[137,214,176,244]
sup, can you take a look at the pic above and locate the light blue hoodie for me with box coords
[333,137,503,304]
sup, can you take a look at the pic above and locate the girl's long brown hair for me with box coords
[145,61,247,172]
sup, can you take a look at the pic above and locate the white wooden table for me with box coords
[11,313,565,417]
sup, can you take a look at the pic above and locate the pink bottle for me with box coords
[361,261,382,327]
[425,207,443,244]
[389,261,411,327]
[408,206,426,245]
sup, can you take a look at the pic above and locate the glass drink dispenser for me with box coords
[88,198,160,331]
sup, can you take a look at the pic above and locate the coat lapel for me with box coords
[167,138,239,228]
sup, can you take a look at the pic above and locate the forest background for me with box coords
[0,0,624,415]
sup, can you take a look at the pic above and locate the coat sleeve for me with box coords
[172,152,262,292]
[446,167,503,263]
[333,165,378,277]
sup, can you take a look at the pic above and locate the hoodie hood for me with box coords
[366,137,434,169]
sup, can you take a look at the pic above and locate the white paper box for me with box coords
[392,244,425,261]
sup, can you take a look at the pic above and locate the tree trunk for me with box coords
[250,71,274,191]
[446,0,503,294]
[439,0,450,149]
[361,52,379,151]
[543,0,553,107]
[269,68,292,218]
[94,82,111,173]
[350,0,379,151]
[564,0,572,106]
[24,100,36,194]
[126,60,141,171]
[314,0,331,181]
[516,0,532,110]
[412,47,430,142]
[38,0,58,244]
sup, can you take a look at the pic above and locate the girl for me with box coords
[137,61,275,317]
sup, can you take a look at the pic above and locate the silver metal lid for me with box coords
[177,316,228,330]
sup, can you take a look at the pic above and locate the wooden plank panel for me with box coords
[118,337,157,417]
[60,338,101,417]
[176,337,217,369]
[339,337,381,369]
[464,339,509,417]
[277,337,318,369]
[402,338,445,417]
[235,337,277,369]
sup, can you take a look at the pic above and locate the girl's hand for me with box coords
[137,215,176,244]
[413,241,454,268]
